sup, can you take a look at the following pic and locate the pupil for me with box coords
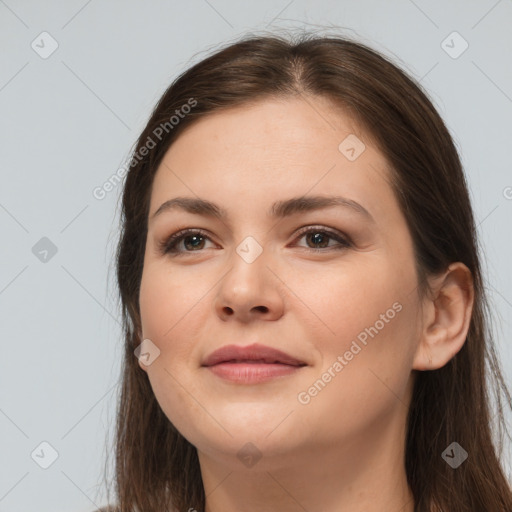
[185,235,203,250]
[308,232,328,248]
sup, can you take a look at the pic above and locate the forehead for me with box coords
[172,96,366,154]
[149,96,396,225]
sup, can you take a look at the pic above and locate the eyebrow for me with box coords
[150,195,375,224]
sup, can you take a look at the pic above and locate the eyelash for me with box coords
[158,226,352,256]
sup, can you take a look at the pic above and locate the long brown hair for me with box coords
[104,31,512,511]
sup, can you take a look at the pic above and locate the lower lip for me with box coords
[205,362,304,383]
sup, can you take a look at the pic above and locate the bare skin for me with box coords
[138,95,474,512]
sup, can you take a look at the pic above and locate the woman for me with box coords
[103,32,512,511]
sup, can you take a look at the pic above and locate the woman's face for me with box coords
[138,96,424,467]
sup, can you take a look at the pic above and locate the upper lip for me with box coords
[202,343,307,367]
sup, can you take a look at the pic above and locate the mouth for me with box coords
[202,343,306,367]
[202,343,307,384]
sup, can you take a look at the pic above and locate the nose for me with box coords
[214,246,285,323]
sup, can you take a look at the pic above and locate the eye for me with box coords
[159,226,352,256]
[291,226,351,252]
[158,228,215,255]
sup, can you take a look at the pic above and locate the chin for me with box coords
[192,432,302,472]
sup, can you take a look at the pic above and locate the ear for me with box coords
[412,262,474,371]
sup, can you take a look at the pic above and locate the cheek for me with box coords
[138,266,211,436]
[295,257,416,394]
[290,257,402,344]
[139,264,209,347]
[295,301,415,443]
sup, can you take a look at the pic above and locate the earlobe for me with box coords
[412,262,474,371]
[413,343,434,371]
[138,357,148,372]
[135,328,147,372]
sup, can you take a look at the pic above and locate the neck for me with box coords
[198,406,414,512]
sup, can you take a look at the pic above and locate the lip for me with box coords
[201,343,307,384]
[206,362,303,384]
[202,343,306,367]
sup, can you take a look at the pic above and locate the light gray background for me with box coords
[1,1,511,510]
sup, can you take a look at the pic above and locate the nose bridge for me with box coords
[235,234,266,265]
[225,234,269,294]
[215,233,284,321]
